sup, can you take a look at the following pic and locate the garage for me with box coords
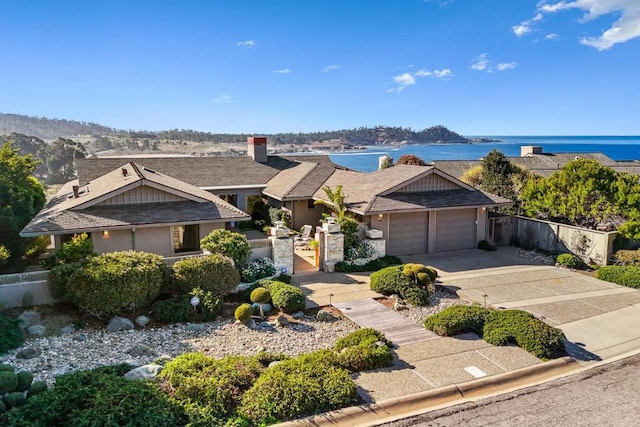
[388,212,428,255]
[435,209,477,252]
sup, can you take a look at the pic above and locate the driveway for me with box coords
[405,247,640,361]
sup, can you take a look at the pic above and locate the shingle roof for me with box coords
[313,165,508,214]
[21,162,249,236]
[76,154,343,188]
[263,162,343,200]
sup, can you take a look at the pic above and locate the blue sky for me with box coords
[1,0,639,135]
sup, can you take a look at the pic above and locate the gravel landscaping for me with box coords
[398,287,473,324]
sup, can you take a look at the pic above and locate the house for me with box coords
[20,162,250,257]
[21,137,511,257]
[433,145,640,179]
[314,165,511,255]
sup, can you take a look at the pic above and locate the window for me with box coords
[172,225,200,253]
[307,199,315,209]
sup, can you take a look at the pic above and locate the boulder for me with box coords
[15,348,41,360]
[124,364,163,381]
[60,325,76,335]
[275,315,289,327]
[135,316,150,327]
[127,345,156,358]
[17,311,41,330]
[27,324,46,336]
[316,310,336,322]
[107,317,135,332]
[291,311,305,320]
[186,323,206,332]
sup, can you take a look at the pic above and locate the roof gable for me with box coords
[380,167,472,195]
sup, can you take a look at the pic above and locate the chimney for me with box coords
[247,136,268,163]
[520,145,543,157]
[122,167,128,177]
[72,185,79,198]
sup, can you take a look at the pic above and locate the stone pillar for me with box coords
[367,238,386,258]
[323,232,344,272]
[269,236,294,276]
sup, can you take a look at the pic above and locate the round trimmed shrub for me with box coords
[0,313,23,355]
[27,381,48,398]
[171,253,240,296]
[425,266,438,282]
[154,296,191,324]
[200,229,251,266]
[250,287,270,304]
[423,305,489,336]
[259,280,305,313]
[63,251,165,317]
[556,253,584,269]
[160,353,262,418]
[334,328,390,351]
[399,284,430,306]
[235,303,253,323]
[15,371,33,392]
[238,354,357,424]
[0,371,18,393]
[370,265,414,295]
[338,343,393,372]
[190,287,223,321]
[4,391,26,408]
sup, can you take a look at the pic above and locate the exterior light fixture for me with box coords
[103,230,109,237]
[377,214,384,220]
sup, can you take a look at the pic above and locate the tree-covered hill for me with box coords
[0,113,470,145]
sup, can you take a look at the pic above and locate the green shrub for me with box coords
[614,249,640,266]
[370,265,430,306]
[48,261,84,299]
[0,371,18,393]
[15,371,33,392]
[190,287,223,321]
[425,266,438,282]
[5,364,185,426]
[0,363,15,372]
[200,229,251,266]
[3,391,26,409]
[235,303,253,322]
[50,232,96,266]
[556,253,584,269]
[0,314,23,356]
[423,305,489,336]
[159,353,262,418]
[24,235,51,259]
[260,280,305,312]
[334,328,391,351]
[334,329,393,372]
[238,354,357,425]
[171,254,240,296]
[276,273,292,284]
[27,381,48,398]
[335,255,402,273]
[250,287,270,304]
[62,251,165,317]
[596,266,640,288]
[483,310,566,359]
[0,244,11,268]
[154,296,191,324]
[241,257,275,283]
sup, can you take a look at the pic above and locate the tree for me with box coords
[314,185,347,221]
[395,154,428,166]
[460,165,483,188]
[521,159,640,233]
[0,141,46,264]
[481,150,528,213]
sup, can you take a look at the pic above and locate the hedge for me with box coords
[200,229,251,266]
[369,265,430,306]
[258,280,305,312]
[171,253,239,296]
[54,251,165,317]
[556,253,585,269]
[596,266,640,288]
[423,305,488,336]
[0,314,23,355]
[335,255,402,273]
[334,329,393,372]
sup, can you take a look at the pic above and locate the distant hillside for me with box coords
[0,113,470,145]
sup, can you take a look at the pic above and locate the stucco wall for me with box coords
[291,199,324,231]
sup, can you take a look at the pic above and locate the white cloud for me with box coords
[470,53,490,71]
[273,68,291,74]
[388,68,453,92]
[322,64,341,72]
[496,62,517,71]
[513,22,533,37]
[545,33,559,40]
[538,0,640,50]
[212,94,236,104]
[236,40,255,48]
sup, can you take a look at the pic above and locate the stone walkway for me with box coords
[332,299,440,347]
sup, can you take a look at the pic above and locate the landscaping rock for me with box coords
[316,310,336,322]
[124,364,163,381]
[252,302,272,313]
[245,319,257,329]
[17,311,41,330]
[127,345,156,358]
[60,325,76,335]
[73,334,87,342]
[107,317,134,332]
[291,311,305,320]
[135,316,150,327]
[268,360,283,368]
[27,325,46,336]
[186,323,206,332]
[275,315,290,327]
[16,348,41,359]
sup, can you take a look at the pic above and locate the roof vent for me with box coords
[122,167,128,177]
[575,156,580,160]
[72,185,79,198]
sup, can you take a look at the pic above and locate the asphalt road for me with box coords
[383,354,640,427]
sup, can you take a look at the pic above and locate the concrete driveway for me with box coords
[406,247,640,361]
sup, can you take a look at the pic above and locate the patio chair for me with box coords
[294,225,313,249]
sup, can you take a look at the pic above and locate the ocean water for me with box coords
[328,136,640,172]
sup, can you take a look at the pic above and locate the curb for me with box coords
[277,356,578,427]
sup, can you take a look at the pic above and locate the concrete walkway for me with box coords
[292,271,382,308]
[333,299,440,346]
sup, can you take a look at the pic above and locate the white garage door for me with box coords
[435,209,477,252]
[388,212,428,255]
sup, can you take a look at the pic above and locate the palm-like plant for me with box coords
[314,185,347,221]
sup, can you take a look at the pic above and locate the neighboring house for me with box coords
[20,162,249,257]
[433,145,640,179]
[314,165,511,255]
